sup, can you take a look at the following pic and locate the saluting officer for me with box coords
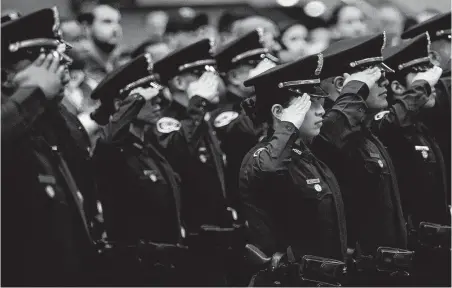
[402,12,451,206]
[152,39,233,230]
[1,8,103,286]
[313,33,443,257]
[90,53,187,285]
[239,53,348,262]
[382,32,450,232]
[212,28,277,210]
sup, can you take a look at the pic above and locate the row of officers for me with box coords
[1,7,451,287]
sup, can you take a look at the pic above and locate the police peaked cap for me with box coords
[91,53,162,102]
[214,28,278,73]
[383,32,433,73]
[402,11,451,41]
[319,32,394,80]
[153,38,216,83]
[1,7,71,60]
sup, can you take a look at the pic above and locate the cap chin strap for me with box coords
[119,75,163,96]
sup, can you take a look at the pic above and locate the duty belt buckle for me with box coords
[375,247,414,275]
[418,222,451,249]
[300,255,346,286]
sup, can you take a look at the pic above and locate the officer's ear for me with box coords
[271,103,284,120]
[333,76,345,92]
[390,80,406,95]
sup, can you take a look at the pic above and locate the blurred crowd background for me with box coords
[3,0,449,117]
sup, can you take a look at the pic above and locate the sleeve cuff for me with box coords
[11,87,47,121]
[341,80,370,100]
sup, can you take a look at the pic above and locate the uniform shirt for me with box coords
[314,80,432,255]
[239,122,347,261]
[154,97,231,231]
[93,95,183,244]
[209,89,267,210]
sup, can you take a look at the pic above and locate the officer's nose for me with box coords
[316,104,325,118]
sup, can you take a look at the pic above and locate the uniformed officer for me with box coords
[212,28,277,210]
[152,39,233,230]
[382,32,450,232]
[1,7,103,286]
[90,53,188,285]
[312,33,443,259]
[402,12,451,206]
[239,53,348,263]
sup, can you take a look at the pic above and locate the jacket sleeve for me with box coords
[371,80,432,134]
[240,122,298,255]
[1,87,47,145]
[155,96,210,161]
[101,94,146,142]
[318,80,370,150]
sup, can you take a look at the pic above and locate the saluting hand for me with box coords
[248,59,277,79]
[280,93,311,129]
[411,66,443,88]
[13,53,65,100]
[187,71,220,103]
[129,86,161,101]
[343,67,382,90]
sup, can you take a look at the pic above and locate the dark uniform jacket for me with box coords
[93,95,184,244]
[155,96,232,231]
[421,69,451,205]
[210,89,266,210]
[239,122,347,261]
[314,80,432,255]
[379,121,450,229]
[1,90,100,286]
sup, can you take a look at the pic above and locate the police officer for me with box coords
[1,8,103,285]
[402,12,451,206]
[213,28,277,210]
[152,39,232,230]
[313,33,443,259]
[382,32,450,232]
[90,53,188,285]
[239,53,348,263]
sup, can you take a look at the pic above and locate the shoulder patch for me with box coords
[374,110,390,121]
[156,117,181,133]
[253,147,267,157]
[214,111,239,128]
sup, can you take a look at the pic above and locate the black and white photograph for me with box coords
[1,0,451,286]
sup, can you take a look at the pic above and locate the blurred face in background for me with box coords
[306,27,330,54]
[416,10,439,23]
[61,20,84,44]
[89,5,122,50]
[377,5,404,36]
[281,24,309,55]
[335,5,368,39]
[145,11,169,40]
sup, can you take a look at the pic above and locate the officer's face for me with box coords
[366,70,389,110]
[90,5,122,46]
[336,6,368,39]
[137,95,166,124]
[299,97,325,138]
[227,64,255,96]
[281,24,309,55]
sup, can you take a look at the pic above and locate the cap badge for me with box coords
[145,53,154,72]
[156,117,181,133]
[381,31,387,52]
[315,53,323,76]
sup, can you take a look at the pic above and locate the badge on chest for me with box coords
[415,145,429,159]
[306,178,322,192]
[214,111,239,128]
